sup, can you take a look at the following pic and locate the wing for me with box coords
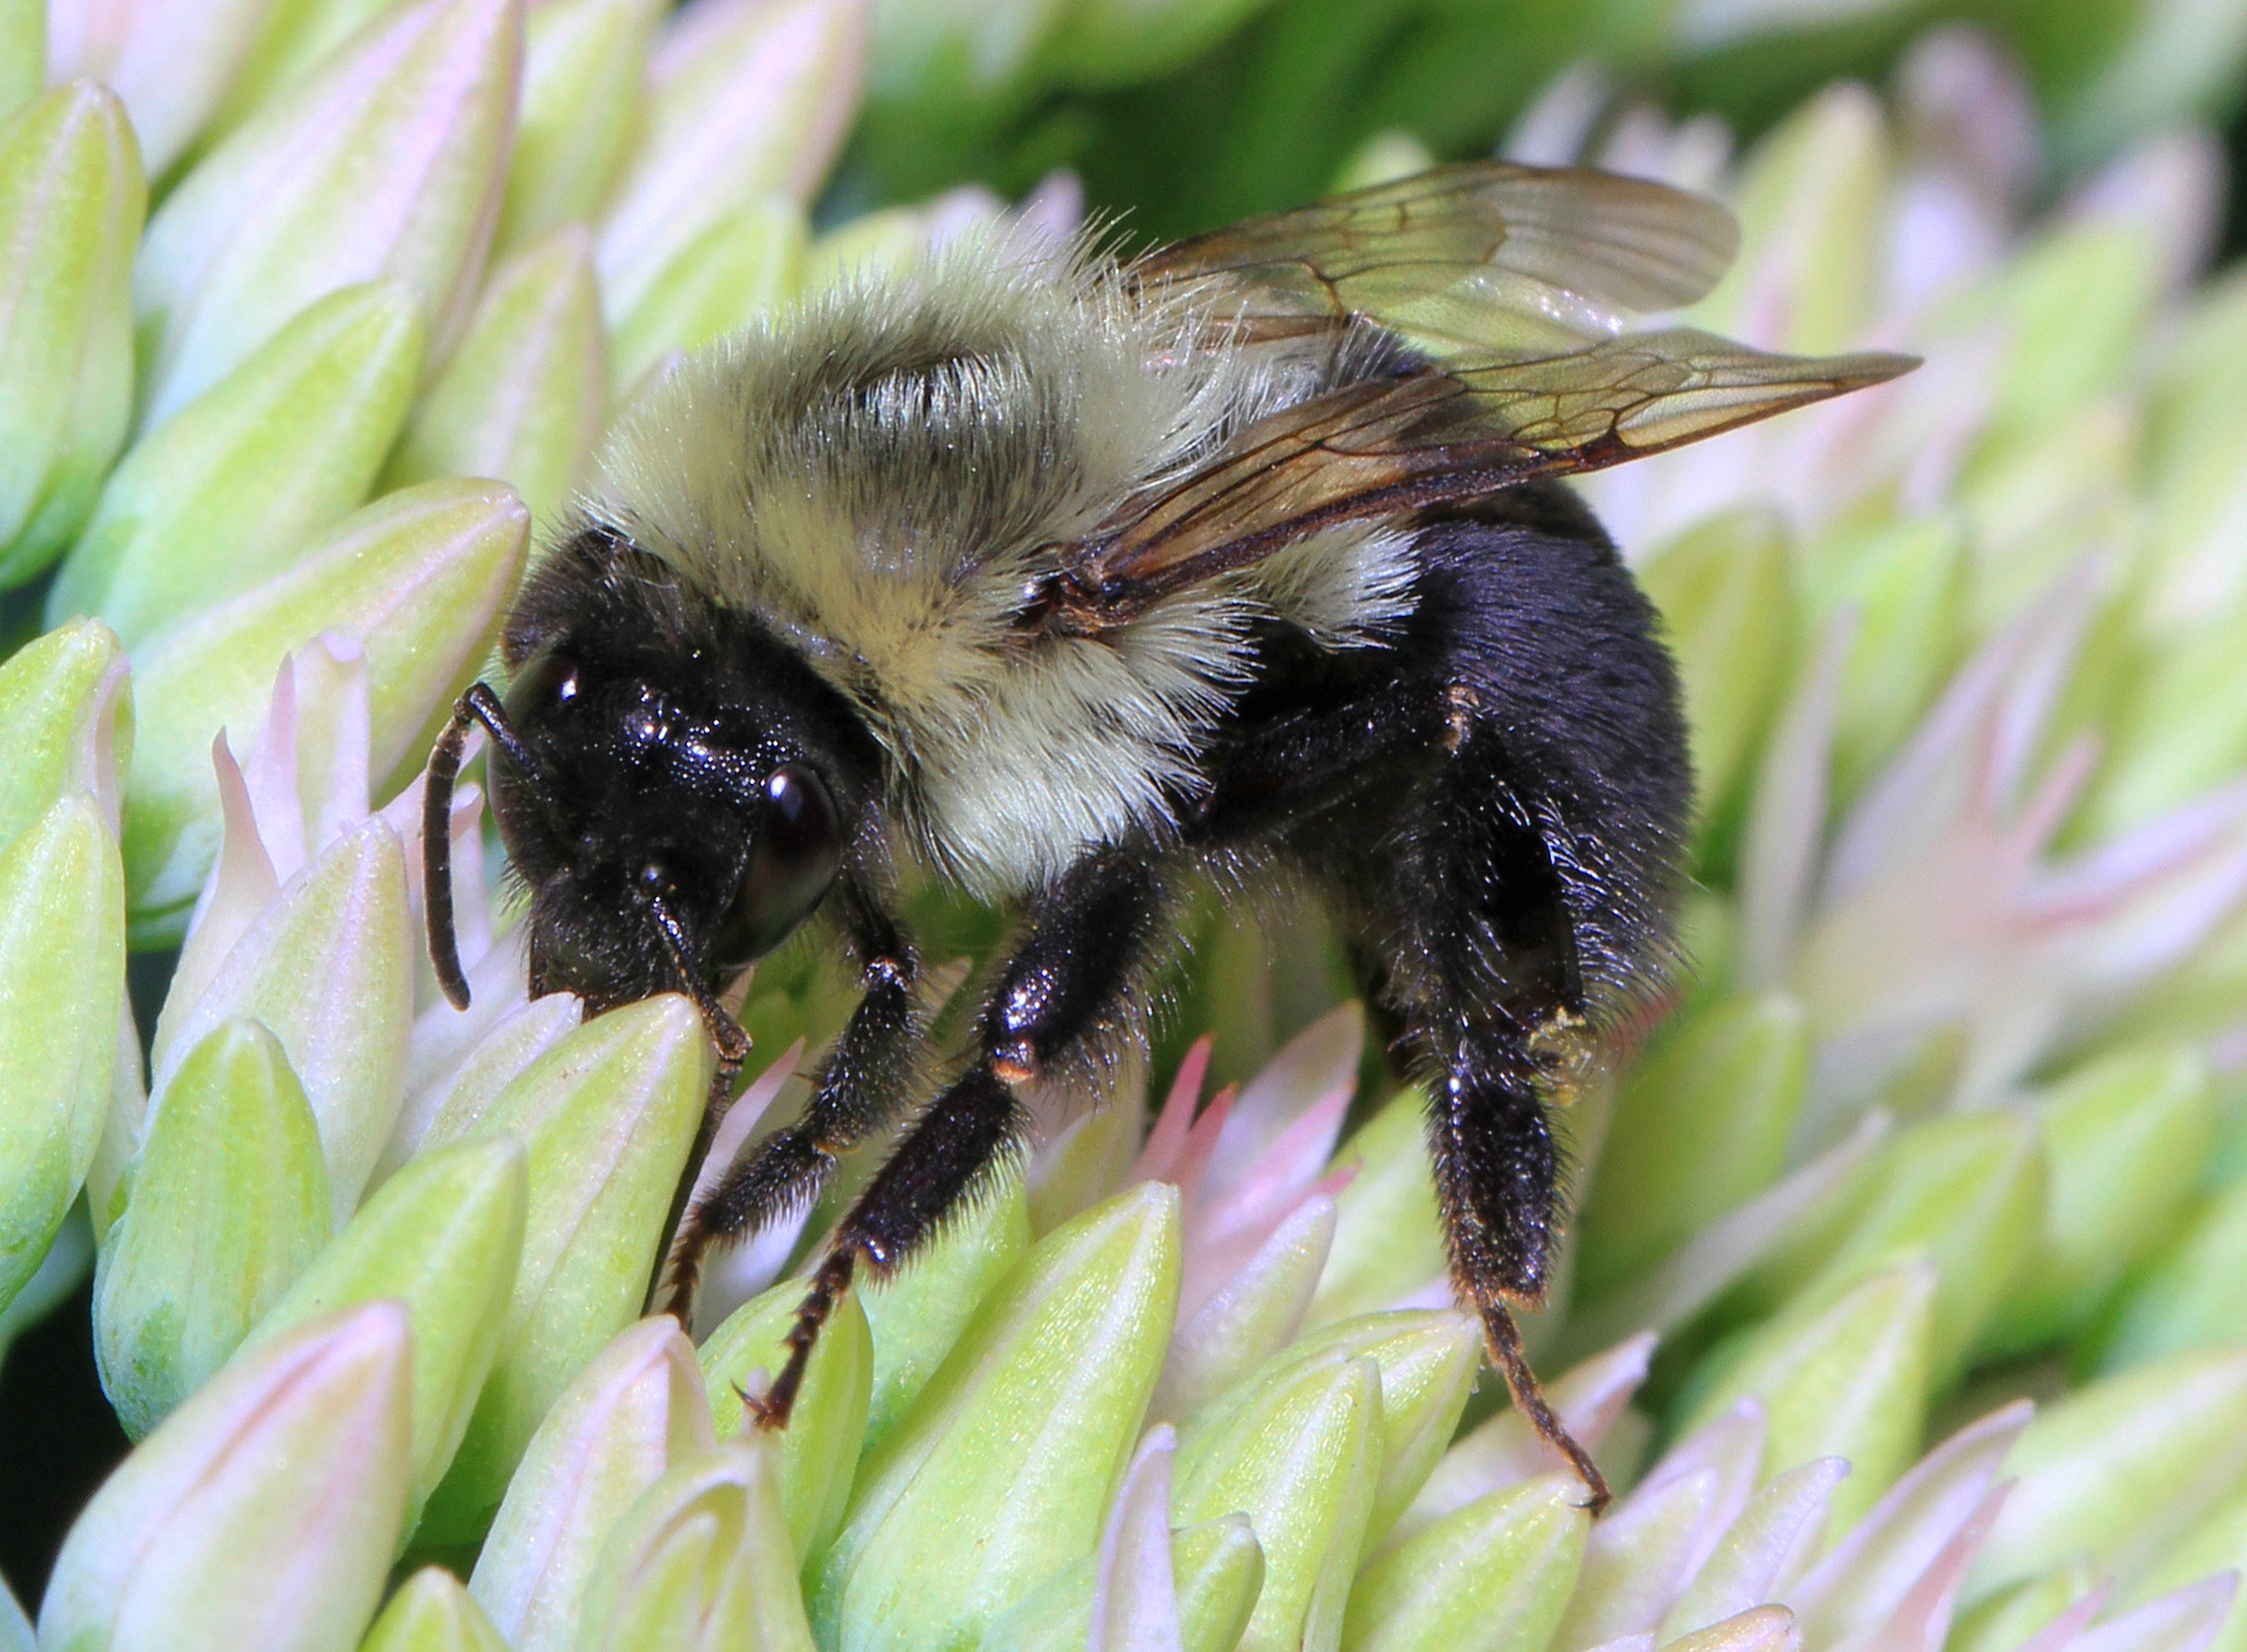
[1030,331,1916,631]
[1135,161,1742,359]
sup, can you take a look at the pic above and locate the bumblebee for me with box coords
[423,161,1912,1510]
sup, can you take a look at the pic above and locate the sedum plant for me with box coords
[2,4,2247,1652]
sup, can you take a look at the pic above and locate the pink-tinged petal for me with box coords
[1792,1401,2033,1644]
[133,0,524,428]
[1829,1480,2011,1652]
[2059,1575,2240,1652]
[2011,1587,2114,1652]
[1088,1426,1185,1652]
[386,987,582,1178]
[1179,1091,1351,1318]
[1199,1002,1362,1201]
[1555,1404,1766,1647]
[1133,1037,1212,1186]
[1154,1193,1336,1425]
[2061,129,2226,295]
[596,0,865,320]
[1399,1334,1658,1547]
[1661,1457,1849,1641]
[169,735,283,1036]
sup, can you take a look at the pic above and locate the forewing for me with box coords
[1045,332,1914,626]
[1137,162,1742,358]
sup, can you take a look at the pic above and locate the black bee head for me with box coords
[485,646,847,1013]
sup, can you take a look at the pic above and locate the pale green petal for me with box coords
[246,1136,527,1524]
[132,0,522,427]
[357,1569,509,1652]
[819,1182,1181,1652]
[426,996,711,1540]
[1341,1473,1587,1652]
[382,228,607,523]
[469,1318,716,1652]
[93,1016,332,1438]
[1172,1344,1382,1652]
[856,1171,1029,1457]
[0,796,125,1312]
[496,0,659,252]
[0,82,142,584]
[123,478,527,931]
[50,280,426,650]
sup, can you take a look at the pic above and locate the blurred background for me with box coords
[7,0,2247,1622]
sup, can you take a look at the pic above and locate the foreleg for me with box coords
[751,850,1172,1427]
[658,881,920,1314]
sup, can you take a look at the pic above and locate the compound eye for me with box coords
[506,651,580,725]
[717,764,843,965]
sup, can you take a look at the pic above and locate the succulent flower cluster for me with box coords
[2,2,2247,1652]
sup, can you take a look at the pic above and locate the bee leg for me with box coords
[1422,1023,1612,1515]
[751,852,1167,1428]
[658,884,920,1319]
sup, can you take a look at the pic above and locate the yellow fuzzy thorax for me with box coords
[573,229,1415,897]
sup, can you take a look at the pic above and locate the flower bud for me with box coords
[148,818,413,1216]
[984,1514,1264,1652]
[817,1182,1181,1652]
[2129,1485,2247,1647]
[246,1136,527,1525]
[0,619,130,854]
[469,1318,716,1651]
[50,281,427,650]
[1155,1192,1337,1426]
[1680,1264,1936,1530]
[1969,1349,2247,1603]
[124,478,527,930]
[1578,992,1810,1303]
[1658,1606,1803,1652]
[41,1304,411,1652]
[497,0,659,251]
[2086,613,2247,839]
[93,1015,332,1437]
[2102,1175,2247,1372]
[1988,1044,2215,1357]
[0,82,141,585]
[597,0,863,322]
[857,1170,1029,1454]
[383,229,607,524]
[609,203,807,394]
[1660,1456,1849,1640]
[576,1437,817,1652]
[1341,1472,1587,1652]
[208,0,412,137]
[1636,509,1794,822]
[1554,1403,1765,1648]
[387,991,582,1176]
[427,996,711,1536]
[359,1569,510,1652]
[1172,1342,1381,1652]
[1284,1311,1480,1549]
[699,1274,873,1562]
[1307,1087,1446,1330]
[0,797,125,1311]
[43,0,266,175]
[132,0,523,427]
[1397,1334,1655,1548]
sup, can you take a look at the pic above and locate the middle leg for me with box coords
[751,848,1178,1427]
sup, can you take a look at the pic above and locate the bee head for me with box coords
[441,643,849,1015]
